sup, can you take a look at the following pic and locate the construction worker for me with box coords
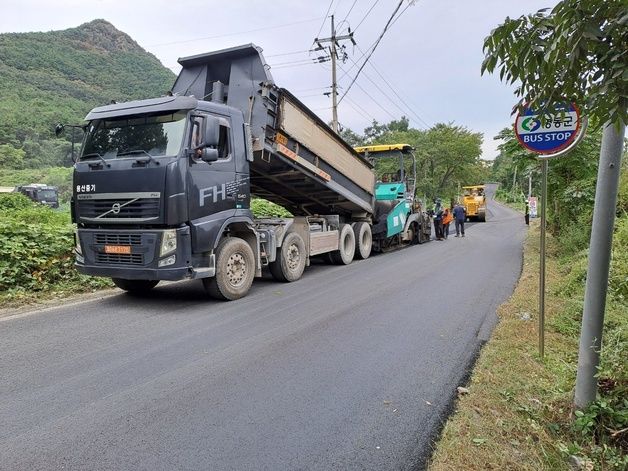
[453,202,466,237]
[442,207,453,239]
[432,198,444,240]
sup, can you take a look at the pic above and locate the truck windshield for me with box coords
[38,190,57,200]
[81,111,187,160]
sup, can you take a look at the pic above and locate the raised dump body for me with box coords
[172,44,374,217]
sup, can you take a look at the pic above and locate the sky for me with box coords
[0,0,559,160]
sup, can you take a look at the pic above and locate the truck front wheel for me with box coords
[112,278,159,293]
[269,232,306,282]
[203,237,255,301]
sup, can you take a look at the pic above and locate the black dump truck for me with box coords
[16,184,59,208]
[72,44,428,300]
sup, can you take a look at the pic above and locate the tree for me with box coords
[482,0,627,409]
[340,119,487,203]
[493,126,604,235]
[482,0,626,126]
[363,120,390,143]
[338,126,363,147]
[0,144,25,169]
[419,123,484,199]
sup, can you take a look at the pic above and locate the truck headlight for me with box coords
[160,229,177,257]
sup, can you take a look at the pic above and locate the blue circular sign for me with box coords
[514,102,582,155]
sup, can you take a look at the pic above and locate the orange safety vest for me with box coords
[442,210,453,225]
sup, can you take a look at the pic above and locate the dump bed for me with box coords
[172,44,374,216]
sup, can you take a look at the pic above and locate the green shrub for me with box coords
[0,202,108,295]
[557,214,593,255]
[0,193,35,211]
[251,198,292,218]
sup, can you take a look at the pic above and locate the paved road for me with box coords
[0,186,525,470]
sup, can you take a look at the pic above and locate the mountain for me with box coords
[0,19,176,168]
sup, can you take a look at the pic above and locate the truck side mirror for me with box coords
[200,148,219,163]
[203,116,220,147]
[54,123,65,137]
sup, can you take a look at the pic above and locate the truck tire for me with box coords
[203,237,255,301]
[405,223,417,245]
[478,210,486,222]
[417,221,426,244]
[353,222,372,259]
[269,232,306,282]
[112,278,159,293]
[330,224,355,265]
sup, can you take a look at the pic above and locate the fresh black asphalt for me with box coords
[0,185,526,470]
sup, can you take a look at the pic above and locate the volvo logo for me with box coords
[111,203,121,214]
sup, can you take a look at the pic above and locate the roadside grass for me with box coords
[429,219,627,470]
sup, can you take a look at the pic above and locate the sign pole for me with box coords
[514,103,587,360]
[538,158,548,359]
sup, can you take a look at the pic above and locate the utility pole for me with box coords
[313,15,355,133]
[575,118,626,408]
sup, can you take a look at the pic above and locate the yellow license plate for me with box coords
[104,245,131,254]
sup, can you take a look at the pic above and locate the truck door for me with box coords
[187,115,237,222]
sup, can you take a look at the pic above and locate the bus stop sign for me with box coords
[515,102,582,155]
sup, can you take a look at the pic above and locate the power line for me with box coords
[343,96,377,124]
[266,49,310,58]
[294,86,333,93]
[271,61,326,70]
[337,66,397,121]
[314,0,337,40]
[388,0,415,29]
[340,0,360,27]
[344,46,431,128]
[335,0,401,82]
[148,18,322,47]
[338,0,408,104]
[357,49,432,128]
[343,59,428,129]
[353,0,382,32]
[338,0,414,90]
[271,59,317,67]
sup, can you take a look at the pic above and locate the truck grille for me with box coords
[96,253,143,265]
[94,233,142,245]
[78,197,160,220]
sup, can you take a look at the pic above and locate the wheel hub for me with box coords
[287,244,300,270]
[226,253,247,286]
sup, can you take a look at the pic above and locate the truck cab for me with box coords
[73,95,255,287]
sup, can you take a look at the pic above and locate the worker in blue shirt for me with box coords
[453,202,466,237]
